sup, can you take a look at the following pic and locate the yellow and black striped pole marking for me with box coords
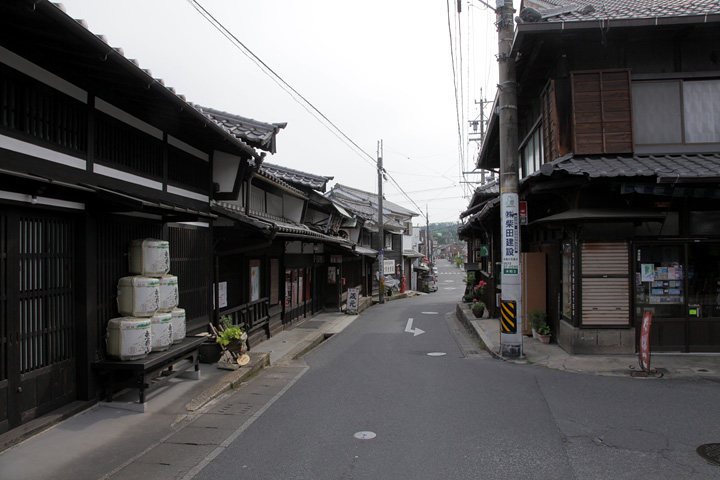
[501,300,517,334]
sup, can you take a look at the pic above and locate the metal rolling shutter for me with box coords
[581,242,629,326]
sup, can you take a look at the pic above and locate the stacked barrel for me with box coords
[106,239,186,360]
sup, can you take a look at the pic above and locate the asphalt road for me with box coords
[194,259,720,479]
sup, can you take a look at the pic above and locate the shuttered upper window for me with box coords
[571,70,633,155]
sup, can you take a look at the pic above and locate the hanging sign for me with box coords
[519,201,528,225]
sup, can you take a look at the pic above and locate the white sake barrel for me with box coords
[117,276,159,317]
[171,307,186,344]
[128,238,170,277]
[150,312,173,352]
[106,317,151,360]
[158,275,179,312]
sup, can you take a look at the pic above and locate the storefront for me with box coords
[635,242,720,352]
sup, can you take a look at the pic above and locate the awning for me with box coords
[354,245,378,258]
[414,264,430,272]
[211,201,275,236]
[271,218,355,249]
[403,249,424,258]
[533,208,666,224]
[90,185,217,219]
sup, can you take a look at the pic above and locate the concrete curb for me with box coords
[185,351,270,412]
[455,302,502,360]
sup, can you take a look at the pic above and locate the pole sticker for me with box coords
[501,300,517,334]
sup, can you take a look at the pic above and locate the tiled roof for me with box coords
[254,169,307,197]
[327,184,419,218]
[532,153,720,180]
[195,107,286,154]
[260,162,333,192]
[519,0,720,23]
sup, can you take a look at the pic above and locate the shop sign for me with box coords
[346,288,359,314]
[383,259,395,275]
[330,255,342,264]
[519,201,527,225]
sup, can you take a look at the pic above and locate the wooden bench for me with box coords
[92,335,208,406]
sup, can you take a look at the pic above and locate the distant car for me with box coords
[424,274,438,293]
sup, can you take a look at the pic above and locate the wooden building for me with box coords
[463,0,720,353]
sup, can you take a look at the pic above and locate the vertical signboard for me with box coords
[501,193,520,276]
[640,311,652,372]
[346,287,359,314]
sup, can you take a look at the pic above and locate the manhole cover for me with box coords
[697,443,720,466]
[296,321,324,329]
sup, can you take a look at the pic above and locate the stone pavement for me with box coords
[456,302,720,381]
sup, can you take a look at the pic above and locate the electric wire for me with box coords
[186,0,377,170]
[187,0,430,222]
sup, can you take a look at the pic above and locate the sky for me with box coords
[56,0,499,225]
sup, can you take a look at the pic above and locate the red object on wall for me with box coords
[400,275,406,293]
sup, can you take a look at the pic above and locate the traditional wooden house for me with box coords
[464,0,720,353]
[0,2,279,438]
[327,184,418,295]
[261,163,367,309]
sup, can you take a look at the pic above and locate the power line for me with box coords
[186,0,377,170]
[188,0,435,223]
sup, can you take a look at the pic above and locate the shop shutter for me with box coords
[581,242,629,326]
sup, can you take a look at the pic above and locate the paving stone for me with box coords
[165,425,237,446]
[134,442,215,467]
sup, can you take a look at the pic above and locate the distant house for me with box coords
[461,0,720,353]
[327,184,418,295]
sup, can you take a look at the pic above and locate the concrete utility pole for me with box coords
[496,0,522,358]
[426,205,430,263]
[377,140,385,305]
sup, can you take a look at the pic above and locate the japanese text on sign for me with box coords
[501,193,519,276]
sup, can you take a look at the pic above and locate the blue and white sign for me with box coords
[501,193,520,276]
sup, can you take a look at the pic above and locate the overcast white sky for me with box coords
[57,0,498,225]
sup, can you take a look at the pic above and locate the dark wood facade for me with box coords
[465,2,720,354]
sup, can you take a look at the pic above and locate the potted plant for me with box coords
[216,318,247,355]
[471,300,486,318]
[528,310,546,339]
[537,324,551,344]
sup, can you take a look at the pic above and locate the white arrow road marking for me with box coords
[405,318,425,336]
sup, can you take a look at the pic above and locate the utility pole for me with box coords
[425,205,430,263]
[496,0,522,358]
[377,140,385,305]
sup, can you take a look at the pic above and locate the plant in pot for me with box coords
[528,310,546,339]
[537,324,551,344]
[471,300,486,318]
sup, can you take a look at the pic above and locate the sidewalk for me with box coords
[455,302,720,381]
[0,309,361,480]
